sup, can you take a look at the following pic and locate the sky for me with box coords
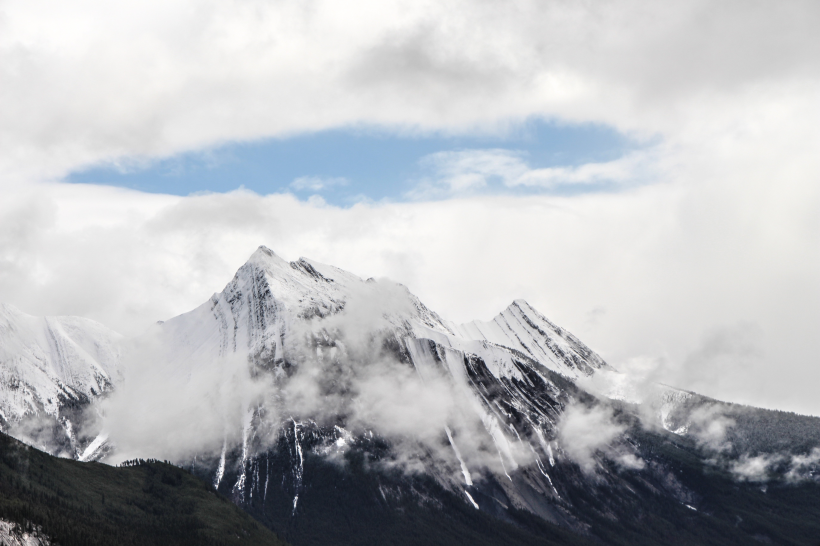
[67,121,640,204]
[1,0,819,415]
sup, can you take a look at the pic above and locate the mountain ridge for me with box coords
[1,247,819,545]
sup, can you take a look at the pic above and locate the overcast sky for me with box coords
[1,0,818,415]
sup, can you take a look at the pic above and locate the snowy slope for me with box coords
[0,303,122,456]
[139,246,615,513]
[0,247,611,481]
[451,300,610,377]
[153,246,454,374]
[158,246,608,381]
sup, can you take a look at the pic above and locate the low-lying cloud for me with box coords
[98,274,527,484]
[730,448,820,483]
[101,334,272,463]
[687,405,736,453]
[557,402,643,475]
[408,148,655,199]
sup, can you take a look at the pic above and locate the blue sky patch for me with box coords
[66,120,643,205]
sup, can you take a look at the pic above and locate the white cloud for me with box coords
[409,148,655,198]
[687,405,736,453]
[557,404,622,473]
[786,447,820,483]
[290,176,348,192]
[513,151,652,187]
[556,402,642,474]
[0,0,818,419]
[2,1,820,181]
[730,448,820,483]
[419,149,528,193]
[730,453,782,482]
[102,340,269,463]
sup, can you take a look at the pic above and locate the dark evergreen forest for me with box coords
[0,431,287,546]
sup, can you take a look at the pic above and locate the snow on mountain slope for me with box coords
[3,245,806,543]
[0,303,122,457]
[153,246,453,373]
[0,245,611,483]
[150,246,607,385]
[111,246,619,514]
[450,300,610,377]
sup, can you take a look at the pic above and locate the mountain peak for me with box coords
[246,245,290,269]
[243,248,344,285]
[451,298,609,376]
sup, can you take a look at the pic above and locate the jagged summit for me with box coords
[7,247,817,546]
[236,246,385,313]
[245,245,290,270]
[155,247,456,374]
[158,247,608,382]
[0,248,611,466]
[245,245,354,282]
[453,299,610,376]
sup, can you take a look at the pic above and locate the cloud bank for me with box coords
[0,167,818,416]
[730,448,820,483]
[100,278,525,482]
[0,0,818,418]
[557,402,643,474]
[2,0,820,182]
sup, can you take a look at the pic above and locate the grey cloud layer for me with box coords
[3,0,820,180]
[0,1,818,419]
[1,159,817,418]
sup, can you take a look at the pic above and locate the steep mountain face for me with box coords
[125,247,820,545]
[151,246,612,484]
[153,246,608,379]
[2,246,819,545]
[0,304,121,459]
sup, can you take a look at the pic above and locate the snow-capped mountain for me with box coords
[130,246,616,521]
[0,303,122,458]
[2,246,819,546]
[155,245,608,381]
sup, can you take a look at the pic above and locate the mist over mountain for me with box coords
[0,246,818,545]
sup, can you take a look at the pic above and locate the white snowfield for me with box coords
[0,303,122,454]
[155,246,455,372]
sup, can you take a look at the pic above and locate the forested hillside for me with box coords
[0,431,287,546]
